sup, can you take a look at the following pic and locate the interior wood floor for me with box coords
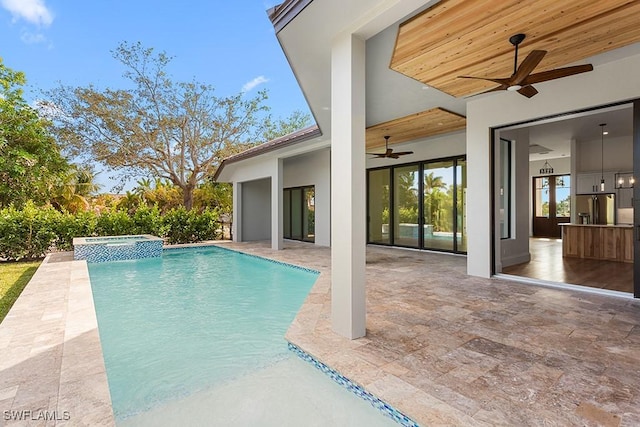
[502,238,633,293]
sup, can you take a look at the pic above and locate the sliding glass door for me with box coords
[394,165,420,248]
[368,169,391,244]
[367,156,467,253]
[283,186,315,242]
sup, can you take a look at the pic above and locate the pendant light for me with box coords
[599,123,607,192]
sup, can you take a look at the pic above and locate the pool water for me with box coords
[89,246,397,426]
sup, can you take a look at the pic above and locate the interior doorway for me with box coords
[532,175,571,238]
[493,102,635,296]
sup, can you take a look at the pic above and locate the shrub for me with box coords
[0,204,222,260]
[131,205,166,236]
[95,208,135,236]
[0,202,59,260]
[163,207,220,244]
[53,210,97,251]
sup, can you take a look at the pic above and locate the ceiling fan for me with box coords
[458,33,594,98]
[367,136,413,159]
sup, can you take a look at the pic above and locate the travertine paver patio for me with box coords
[220,241,640,427]
[0,252,113,427]
[1,241,639,426]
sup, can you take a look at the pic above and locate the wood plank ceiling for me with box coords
[390,0,640,98]
[366,108,466,149]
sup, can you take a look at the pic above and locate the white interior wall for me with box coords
[497,129,532,268]
[467,52,640,278]
[283,149,331,246]
[577,135,633,172]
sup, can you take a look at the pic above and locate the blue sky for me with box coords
[1,0,310,118]
[1,1,312,190]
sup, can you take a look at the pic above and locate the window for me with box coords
[283,186,315,242]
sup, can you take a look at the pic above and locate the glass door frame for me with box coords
[283,185,315,243]
[366,155,467,254]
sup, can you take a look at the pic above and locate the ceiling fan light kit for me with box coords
[459,33,594,98]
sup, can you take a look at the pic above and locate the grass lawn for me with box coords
[0,260,41,323]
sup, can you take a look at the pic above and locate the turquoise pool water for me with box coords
[88,246,318,420]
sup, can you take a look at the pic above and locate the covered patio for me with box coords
[222,241,640,426]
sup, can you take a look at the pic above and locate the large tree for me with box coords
[0,59,69,208]
[46,42,310,210]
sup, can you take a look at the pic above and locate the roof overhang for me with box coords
[213,125,322,181]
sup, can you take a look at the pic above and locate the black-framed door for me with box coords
[367,156,467,254]
[532,174,571,238]
[283,186,315,243]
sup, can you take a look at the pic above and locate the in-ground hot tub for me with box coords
[73,235,163,263]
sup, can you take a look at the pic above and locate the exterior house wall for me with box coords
[226,157,278,243]
[283,149,331,246]
[241,178,271,241]
[467,52,640,278]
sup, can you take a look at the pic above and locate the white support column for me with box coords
[330,32,366,339]
[271,158,284,250]
[232,181,242,242]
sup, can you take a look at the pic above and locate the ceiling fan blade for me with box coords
[458,75,510,86]
[389,154,400,159]
[523,64,594,85]
[393,151,414,156]
[517,85,538,98]
[512,50,547,85]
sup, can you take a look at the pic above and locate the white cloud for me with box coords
[20,30,46,44]
[241,76,270,93]
[1,0,53,26]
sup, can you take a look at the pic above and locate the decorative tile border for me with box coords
[288,343,420,427]
[73,235,163,263]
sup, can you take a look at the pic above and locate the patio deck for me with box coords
[222,241,640,426]
[0,241,639,426]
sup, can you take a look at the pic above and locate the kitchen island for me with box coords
[561,224,633,263]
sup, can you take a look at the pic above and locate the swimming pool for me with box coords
[88,245,397,426]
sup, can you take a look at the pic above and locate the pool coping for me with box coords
[0,252,115,426]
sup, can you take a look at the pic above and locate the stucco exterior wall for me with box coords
[284,149,331,246]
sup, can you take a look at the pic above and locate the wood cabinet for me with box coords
[562,224,633,263]
[576,172,616,194]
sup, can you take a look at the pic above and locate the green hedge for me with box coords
[0,203,222,261]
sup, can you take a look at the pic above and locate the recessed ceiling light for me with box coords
[603,131,609,135]
[422,85,430,90]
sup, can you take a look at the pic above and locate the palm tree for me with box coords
[423,172,447,230]
[50,165,101,213]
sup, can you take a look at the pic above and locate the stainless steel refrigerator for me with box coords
[575,193,616,225]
